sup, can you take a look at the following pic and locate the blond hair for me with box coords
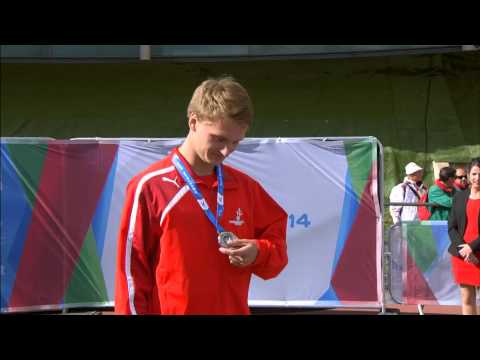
[187,76,253,127]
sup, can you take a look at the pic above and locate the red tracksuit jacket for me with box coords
[115,148,288,315]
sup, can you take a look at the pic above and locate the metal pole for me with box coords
[417,304,425,315]
[386,202,439,207]
[140,45,151,60]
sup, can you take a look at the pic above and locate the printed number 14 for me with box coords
[289,213,311,228]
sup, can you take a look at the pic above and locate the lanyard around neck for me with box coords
[172,153,225,233]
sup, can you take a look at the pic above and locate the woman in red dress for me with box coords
[448,158,480,315]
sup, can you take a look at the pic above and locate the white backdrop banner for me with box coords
[1,137,383,312]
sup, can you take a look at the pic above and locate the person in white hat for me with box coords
[389,162,428,224]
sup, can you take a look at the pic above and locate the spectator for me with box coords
[448,158,480,315]
[454,166,469,191]
[429,166,456,221]
[389,162,427,224]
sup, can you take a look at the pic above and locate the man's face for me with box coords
[190,114,248,167]
[446,175,456,189]
[455,168,468,189]
[410,170,423,183]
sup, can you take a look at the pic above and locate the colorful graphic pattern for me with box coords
[318,139,379,304]
[389,221,461,305]
[1,141,117,310]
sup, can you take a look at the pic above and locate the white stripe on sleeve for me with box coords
[125,166,174,315]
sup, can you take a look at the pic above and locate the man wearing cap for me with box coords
[389,162,428,224]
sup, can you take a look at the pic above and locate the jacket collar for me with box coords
[169,147,239,189]
[435,179,453,193]
[403,177,426,190]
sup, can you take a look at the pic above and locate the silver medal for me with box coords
[218,231,237,248]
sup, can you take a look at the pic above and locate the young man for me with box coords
[389,162,428,224]
[114,77,288,315]
[428,166,457,221]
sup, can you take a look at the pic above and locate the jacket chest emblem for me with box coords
[229,208,245,227]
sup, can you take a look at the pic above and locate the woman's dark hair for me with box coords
[439,166,456,182]
[467,157,480,174]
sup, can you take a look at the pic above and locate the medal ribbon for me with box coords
[172,153,225,233]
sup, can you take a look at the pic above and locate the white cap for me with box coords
[405,162,423,175]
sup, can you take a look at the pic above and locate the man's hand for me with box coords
[219,239,258,267]
[458,243,473,258]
